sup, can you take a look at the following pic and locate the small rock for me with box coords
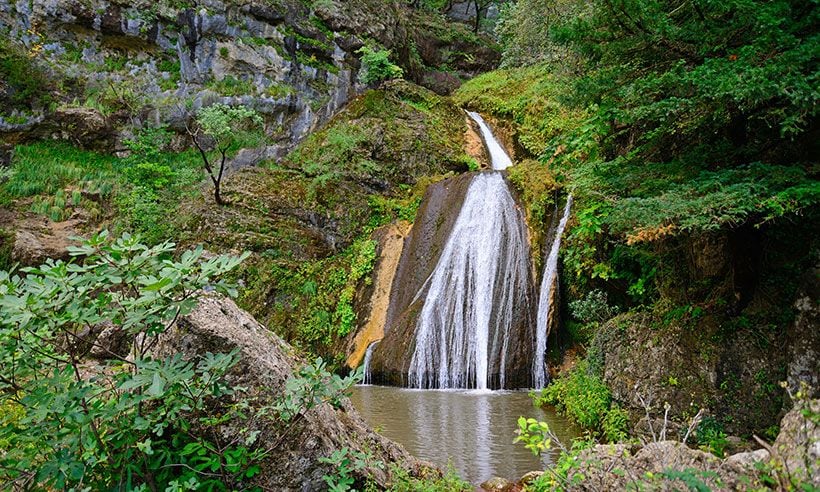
[518,470,543,485]
[90,322,132,360]
[725,448,769,470]
[480,476,512,491]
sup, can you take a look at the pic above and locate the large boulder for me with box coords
[155,294,423,491]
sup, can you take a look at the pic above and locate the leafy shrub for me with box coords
[514,417,553,456]
[694,417,729,458]
[0,232,257,489]
[537,359,629,441]
[540,359,612,430]
[387,465,473,492]
[319,447,383,492]
[357,46,403,85]
[569,289,619,324]
[0,38,52,109]
[602,404,630,443]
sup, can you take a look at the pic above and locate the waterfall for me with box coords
[406,112,530,389]
[532,195,573,388]
[467,111,512,171]
[362,341,378,385]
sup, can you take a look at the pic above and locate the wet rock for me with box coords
[155,294,423,491]
[345,221,411,369]
[480,476,513,491]
[369,171,537,389]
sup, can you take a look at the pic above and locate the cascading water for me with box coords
[466,111,512,171]
[532,196,573,388]
[406,112,530,389]
[362,341,378,385]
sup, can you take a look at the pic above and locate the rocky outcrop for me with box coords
[771,399,819,487]
[155,294,424,491]
[10,217,83,265]
[345,220,411,369]
[588,222,819,437]
[367,171,538,389]
[551,399,819,491]
[1,0,497,152]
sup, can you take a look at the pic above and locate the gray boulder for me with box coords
[156,294,423,491]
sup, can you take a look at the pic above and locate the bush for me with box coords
[569,289,619,324]
[540,359,611,430]
[0,232,255,489]
[0,38,52,109]
[357,46,403,86]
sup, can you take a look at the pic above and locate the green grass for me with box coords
[2,139,205,243]
[0,142,118,205]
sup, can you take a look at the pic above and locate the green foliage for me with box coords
[514,417,553,456]
[319,447,383,492]
[196,103,263,147]
[527,438,597,491]
[275,358,362,421]
[0,228,12,272]
[207,75,256,97]
[357,46,403,85]
[193,103,264,204]
[0,38,52,110]
[539,359,611,430]
[537,359,629,441]
[454,65,587,156]
[694,417,729,458]
[387,465,473,492]
[569,289,619,324]
[114,128,205,242]
[0,232,254,489]
[602,404,630,443]
[0,141,117,204]
[269,237,378,349]
[658,468,719,492]
[546,0,819,239]
[495,0,581,68]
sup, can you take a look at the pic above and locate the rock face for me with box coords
[368,171,538,389]
[590,223,819,436]
[368,173,475,386]
[772,399,819,487]
[0,0,497,151]
[345,220,411,369]
[155,294,422,491]
[564,441,761,491]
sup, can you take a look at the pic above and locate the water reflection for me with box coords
[350,386,579,485]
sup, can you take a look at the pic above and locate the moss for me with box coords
[453,64,586,157]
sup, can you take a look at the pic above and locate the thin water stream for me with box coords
[350,386,579,485]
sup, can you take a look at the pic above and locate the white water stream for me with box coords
[406,112,528,389]
[532,196,573,388]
